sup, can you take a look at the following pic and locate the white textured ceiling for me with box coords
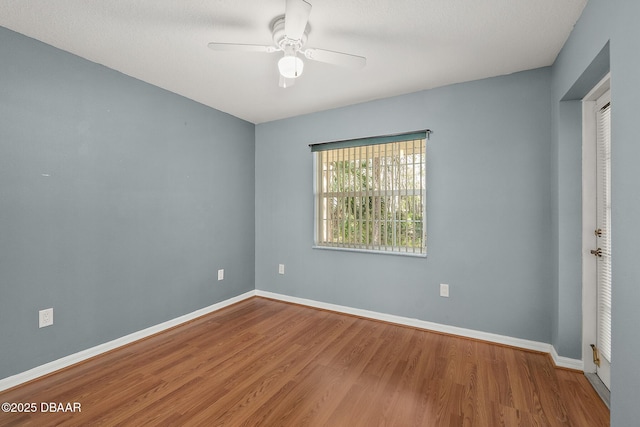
[0,0,587,124]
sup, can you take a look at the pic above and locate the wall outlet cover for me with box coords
[440,284,450,298]
[218,269,224,281]
[39,308,53,328]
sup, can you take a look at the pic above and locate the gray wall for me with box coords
[0,27,255,379]
[551,99,584,359]
[255,68,553,344]
[551,0,640,425]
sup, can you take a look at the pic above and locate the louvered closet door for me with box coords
[595,91,611,390]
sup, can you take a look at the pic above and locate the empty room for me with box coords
[0,0,638,425]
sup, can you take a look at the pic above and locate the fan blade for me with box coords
[279,74,296,88]
[303,48,366,69]
[208,42,278,53]
[285,0,312,40]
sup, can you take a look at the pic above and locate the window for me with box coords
[312,131,428,256]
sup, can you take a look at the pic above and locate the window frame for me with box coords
[311,131,428,257]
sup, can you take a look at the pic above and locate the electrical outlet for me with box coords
[440,284,449,298]
[39,308,53,328]
[278,264,285,275]
[218,269,224,281]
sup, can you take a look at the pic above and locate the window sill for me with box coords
[312,245,427,258]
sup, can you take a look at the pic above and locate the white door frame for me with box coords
[581,73,611,377]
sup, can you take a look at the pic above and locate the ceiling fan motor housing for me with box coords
[272,16,308,52]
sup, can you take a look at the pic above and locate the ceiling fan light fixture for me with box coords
[278,54,304,79]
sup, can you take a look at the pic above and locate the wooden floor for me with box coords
[0,297,609,426]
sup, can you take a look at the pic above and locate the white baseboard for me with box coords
[256,290,583,371]
[550,344,584,371]
[1,289,583,392]
[0,291,255,392]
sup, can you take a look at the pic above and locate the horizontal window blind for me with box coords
[313,132,427,255]
[596,101,612,363]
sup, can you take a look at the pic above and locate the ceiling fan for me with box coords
[207,0,366,88]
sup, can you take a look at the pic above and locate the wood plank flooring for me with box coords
[0,297,609,426]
